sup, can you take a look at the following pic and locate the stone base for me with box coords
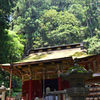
[67,87,89,97]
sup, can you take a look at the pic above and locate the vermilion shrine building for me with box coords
[0,43,100,100]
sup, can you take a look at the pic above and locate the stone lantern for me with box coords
[60,58,93,100]
[0,82,9,100]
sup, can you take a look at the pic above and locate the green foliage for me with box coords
[11,0,100,55]
[12,0,50,51]
[0,68,22,97]
[7,75,22,97]
[0,30,25,63]
[38,9,81,46]
[7,30,25,62]
[0,0,18,64]
[0,0,22,97]
[68,0,100,38]
[11,76,22,89]
[10,91,19,97]
[84,34,100,54]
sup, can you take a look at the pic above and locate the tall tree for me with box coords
[7,30,24,62]
[68,0,100,38]
[37,9,81,47]
[12,0,50,52]
[0,0,17,63]
[11,0,100,54]
[0,0,23,97]
[84,34,100,54]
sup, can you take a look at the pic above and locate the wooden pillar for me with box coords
[28,66,33,100]
[57,64,63,100]
[22,81,24,99]
[58,75,61,91]
[43,67,45,98]
[9,64,13,99]
[57,64,62,91]
[58,69,62,91]
[29,78,32,100]
[39,80,42,98]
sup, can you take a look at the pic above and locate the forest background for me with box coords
[0,0,100,97]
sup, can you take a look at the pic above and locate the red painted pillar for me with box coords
[58,71,63,100]
[58,76,61,90]
[39,80,42,98]
[29,78,32,100]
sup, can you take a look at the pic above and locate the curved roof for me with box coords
[0,42,99,81]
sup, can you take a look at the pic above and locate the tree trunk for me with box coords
[89,15,93,37]
[86,18,89,27]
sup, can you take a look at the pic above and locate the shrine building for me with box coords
[0,42,100,100]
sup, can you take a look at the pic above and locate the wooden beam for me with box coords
[9,64,13,99]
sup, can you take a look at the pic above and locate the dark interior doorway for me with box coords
[45,78,58,91]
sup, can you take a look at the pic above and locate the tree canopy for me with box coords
[38,9,81,47]
[11,0,100,54]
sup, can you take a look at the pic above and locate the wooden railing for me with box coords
[45,88,68,100]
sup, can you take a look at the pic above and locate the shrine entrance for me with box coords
[45,78,58,91]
